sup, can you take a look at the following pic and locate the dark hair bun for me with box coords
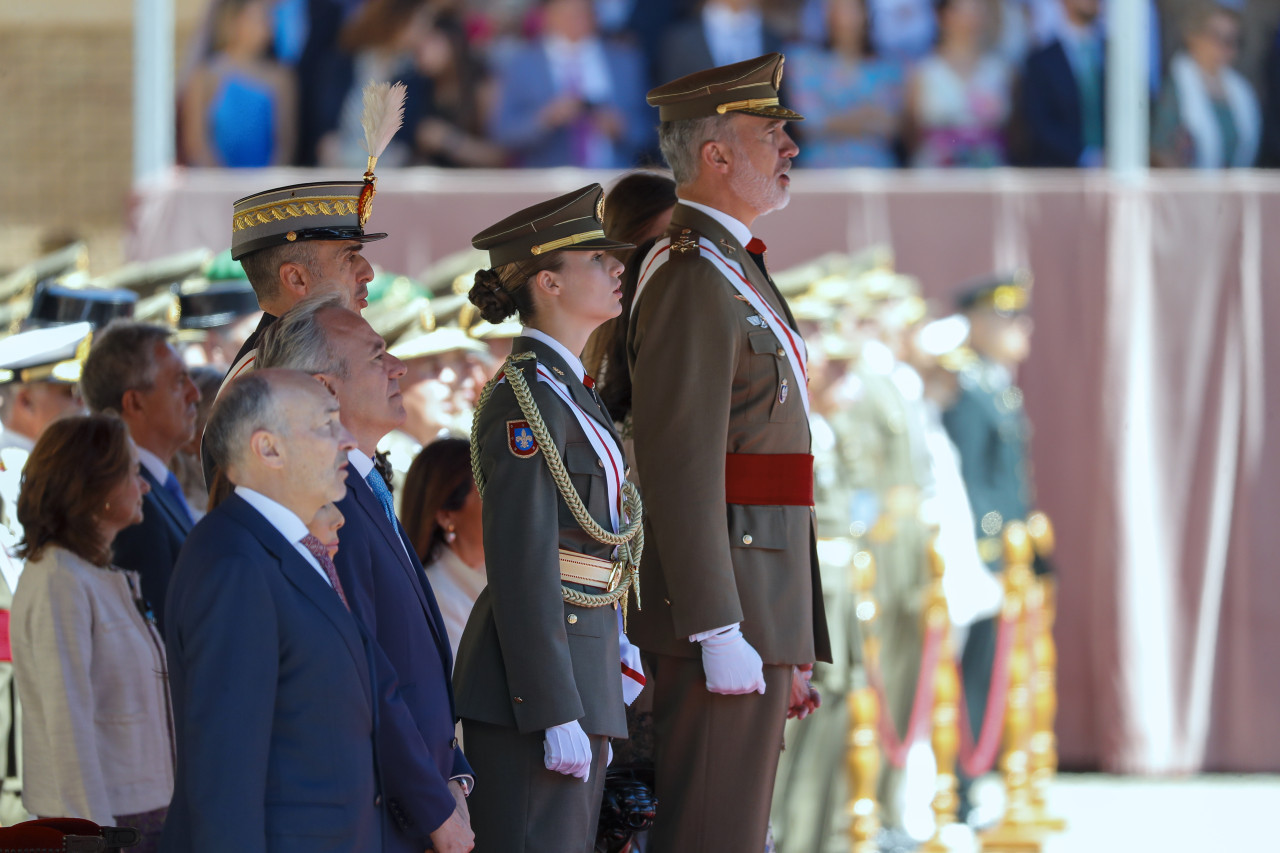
[468,269,517,325]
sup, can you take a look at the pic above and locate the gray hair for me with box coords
[658,114,736,185]
[203,371,284,473]
[80,320,173,414]
[239,240,320,303]
[256,291,348,377]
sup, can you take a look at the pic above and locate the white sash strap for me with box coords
[498,368,626,533]
[214,348,258,400]
[631,237,672,316]
[632,236,810,416]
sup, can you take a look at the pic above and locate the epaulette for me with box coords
[669,227,701,259]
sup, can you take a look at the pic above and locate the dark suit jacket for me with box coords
[162,494,382,853]
[658,18,783,88]
[1017,39,1106,168]
[111,466,193,633]
[490,40,651,168]
[453,337,627,739]
[334,470,471,848]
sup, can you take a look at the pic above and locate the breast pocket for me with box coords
[747,331,802,424]
[561,441,604,522]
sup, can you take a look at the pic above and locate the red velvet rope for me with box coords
[956,607,1019,777]
[866,622,945,769]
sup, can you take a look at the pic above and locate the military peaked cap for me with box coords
[471,184,632,269]
[647,53,804,123]
[230,181,388,261]
[956,271,1032,315]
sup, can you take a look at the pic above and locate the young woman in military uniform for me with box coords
[452,184,647,853]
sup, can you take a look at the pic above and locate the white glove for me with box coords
[618,619,646,706]
[543,720,592,782]
[697,624,766,695]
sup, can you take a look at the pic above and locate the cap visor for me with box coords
[741,105,805,121]
[564,237,635,253]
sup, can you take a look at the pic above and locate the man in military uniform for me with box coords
[941,272,1036,822]
[625,53,830,852]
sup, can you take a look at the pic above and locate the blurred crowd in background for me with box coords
[174,0,1280,172]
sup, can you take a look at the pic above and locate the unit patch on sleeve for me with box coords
[507,420,539,458]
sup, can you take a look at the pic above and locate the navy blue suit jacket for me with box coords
[112,466,193,633]
[489,39,651,168]
[162,494,382,853]
[1017,39,1106,168]
[334,470,471,849]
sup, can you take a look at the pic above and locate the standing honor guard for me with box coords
[626,53,830,852]
[941,272,1041,822]
[452,185,647,853]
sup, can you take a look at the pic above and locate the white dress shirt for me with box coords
[234,485,330,585]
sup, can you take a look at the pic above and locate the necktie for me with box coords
[300,533,350,610]
[745,237,770,278]
[582,374,595,389]
[364,468,398,529]
[1076,37,1104,150]
[161,470,196,525]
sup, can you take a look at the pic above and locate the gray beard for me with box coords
[730,162,790,218]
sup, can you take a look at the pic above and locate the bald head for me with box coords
[205,369,356,519]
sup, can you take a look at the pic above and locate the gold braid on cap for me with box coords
[716,97,780,115]
[470,352,644,622]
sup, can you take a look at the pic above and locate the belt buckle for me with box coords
[606,564,623,592]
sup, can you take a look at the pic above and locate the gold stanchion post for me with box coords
[1025,512,1065,832]
[921,537,960,853]
[980,523,1044,853]
[848,549,881,853]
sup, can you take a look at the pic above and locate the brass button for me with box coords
[374,795,383,807]
[567,614,578,625]
[513,696,524,704]
[776,347,786,357]
[663,597,672,605]
[450,737,459,749]
[597,459,604,468]
[742,534,753,545]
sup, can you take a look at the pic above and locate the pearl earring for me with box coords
[104,501,111,512]
[445,524,457,544]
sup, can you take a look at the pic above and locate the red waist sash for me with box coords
[724,453,814,507]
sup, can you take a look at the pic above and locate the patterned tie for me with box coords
[161,470,196,525]
[364,468,398,529]
[300,533,350,611]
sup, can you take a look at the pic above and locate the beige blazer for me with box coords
[626,204,831,666]
[12,546,173,823]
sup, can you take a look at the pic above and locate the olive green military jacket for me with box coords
[626,203,831,666]
[452,337,627,739]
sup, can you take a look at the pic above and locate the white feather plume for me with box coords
[360,81,407,161]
